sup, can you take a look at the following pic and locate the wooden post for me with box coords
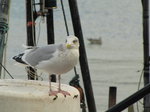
[68,0,97,112]
[108,87,117,108]
[128,105,134,112]
[26,0,37,80]
[141,0,150,111]
[0,0,10,77]
[46,9,56,82]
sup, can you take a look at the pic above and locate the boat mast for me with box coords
[142,0,150,111]
[25,0,37,80]
[46,8,56,82]
[68,0,97,111]
[0,0,10,77]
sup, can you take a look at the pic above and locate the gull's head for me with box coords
[65,35,79,49]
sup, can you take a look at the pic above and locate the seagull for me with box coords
[13,35,80,96]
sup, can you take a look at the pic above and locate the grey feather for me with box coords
[24,44,64,66]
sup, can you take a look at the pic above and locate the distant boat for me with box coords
[87,37,102,45]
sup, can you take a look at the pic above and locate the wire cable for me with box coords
[0,63,14,79]
[60,0,69,35]
[31,0,36,46]
[3,0,12,79]
[36,17,42,45]
[60,0,78,76]
[136,69,144,112]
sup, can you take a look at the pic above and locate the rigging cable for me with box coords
[0,22,8,79]
[60,0,78,76]
[36,17,42,45]
[3,0,11,79]
[27,0,46,80]
[25,0,38,80]
[0,63,14,79]
[3,28,9,79]
[32,0,43,45]
[136,68,144,112]
[60,0,69,35]
[30,0,36,46]
[0,0,14,79]
[60,0,87,111]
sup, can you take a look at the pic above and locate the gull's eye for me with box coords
[73,39,78,44]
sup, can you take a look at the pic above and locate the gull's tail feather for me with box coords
[13,53,27,65]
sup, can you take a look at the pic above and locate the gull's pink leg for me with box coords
[58,75,70,96]
[48,75,53,95]
[49,75,60,96]
[49,75,70,96]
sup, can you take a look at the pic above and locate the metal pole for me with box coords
[46,9,56,82]
[46,9,55,44]
[108,87,117,108]
[142,0,150,111]
[0,0,10,77]
[68,0,97,112]
[26,0,37,80]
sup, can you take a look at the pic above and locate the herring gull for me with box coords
[13,35,80,96]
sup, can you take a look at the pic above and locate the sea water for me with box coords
[5,0,144,111]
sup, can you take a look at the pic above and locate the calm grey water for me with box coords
[4,0,144,111]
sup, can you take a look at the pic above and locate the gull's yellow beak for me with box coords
[66,44,72,48]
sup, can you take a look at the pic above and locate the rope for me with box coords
[69,74,87,111]
[25,67,43,80]
[0,22,9,34]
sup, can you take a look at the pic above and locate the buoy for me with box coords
[0,79,80,112]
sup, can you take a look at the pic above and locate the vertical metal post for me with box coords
[26,0,37,80]
[108,87,117,108]
[46,9,54,44]
[142,0,150,111]
[128,105,134,112]
[0,0,10,77]
[68,0,97,112]
[46,9,56,82]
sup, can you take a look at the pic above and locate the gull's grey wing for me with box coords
[23,44,64,66]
